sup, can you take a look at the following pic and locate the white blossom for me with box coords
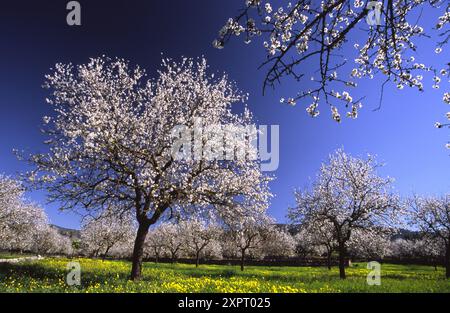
[26,56,272,280]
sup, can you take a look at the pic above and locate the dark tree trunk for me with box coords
[326,250,332,270]
[240,249,245,271]
[93,248,100,258]
[445,242,450,279]
[153,247,159,264]
[195,252,200,268]
[102,246,111,261]
[338,242,346,279]
[130,223,150,281]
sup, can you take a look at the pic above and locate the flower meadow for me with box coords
[0,258,449,293]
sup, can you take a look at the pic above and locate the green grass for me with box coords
[0,258,448,293]
[0,252,34,260]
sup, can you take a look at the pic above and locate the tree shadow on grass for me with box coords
[0,262,126,287]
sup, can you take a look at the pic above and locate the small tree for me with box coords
[181,216,222,267]
[32,226,73,256]
[224,215,273,271]
[81,211,135,260]
[289,149,400,279]
[409,195,450,278]
[414,237,445,270]
[295,220,337,269]
[144,227,165,263]
[158,222,185,263]
[262,227,296,259]
[347,228,392,261]
[389,238,415,259]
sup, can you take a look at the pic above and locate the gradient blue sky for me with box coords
[0,0,449,229]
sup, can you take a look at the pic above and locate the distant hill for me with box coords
[50,225,81,240]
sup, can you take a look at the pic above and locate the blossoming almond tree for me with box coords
[347,228,392,261]
[0,175,52,254]
[216,1,450,142]
[409,195,450,278]
[294,219,337,268]
[144,227,166,262]
[24,56,271,280]
[223,214,275,271]
[389,238,415,258]
[412,238,445,270]
[32,226,73,256]
[158,222,186,262]
[288,149,400,279]
[180,216,223,267]
[261,227,296,258]
[0,175,24,239]
[389,237,445,270]
[80,210,135,260]
[1,203,49,253]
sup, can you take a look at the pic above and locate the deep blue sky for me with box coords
[0,1,449,229]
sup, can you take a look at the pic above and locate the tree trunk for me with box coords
[338,242,346,279]
[445,242,450,279]
[130,223,150,281]
[326,250,332,270]
[240,249,245,271]
[195,251,200,268]
[102,246,111,261]
[93,248,100,258]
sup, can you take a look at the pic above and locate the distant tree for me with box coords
[262,227,296,258]
[0,175,25,244]
[389,237,445,270]
[0,175,75,256]
[224,215,274,271]
[24,56,271,280]
[158,222,186,263]
[413,237,445,270]
[0,175,50,253]
[289,149,400,279]
[144,227,166,263]
[293,228,319,260]
[347,228,392,261]
[389,238,416,258]
[33,226,73,256]
[409,195,450,278]
[294,220,337,269]
[180,216,222,267]
[199,239,223,261]
[81,210,135,260]
[5,203,49,253]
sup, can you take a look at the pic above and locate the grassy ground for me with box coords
[0,252,34,260]
[0,258,448,293]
